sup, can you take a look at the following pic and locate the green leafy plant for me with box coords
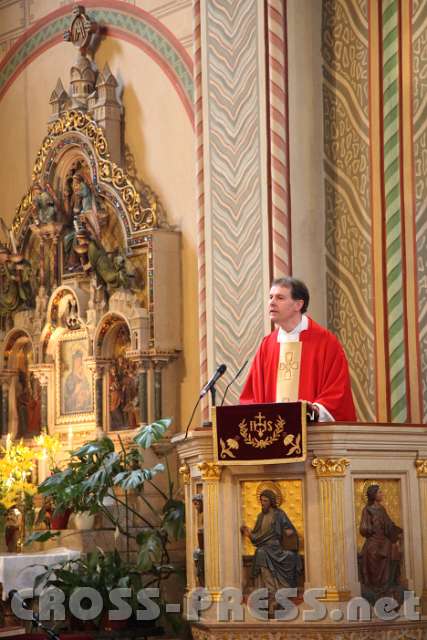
[26,419,186,630]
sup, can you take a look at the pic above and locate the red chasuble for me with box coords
[240,317,357,422]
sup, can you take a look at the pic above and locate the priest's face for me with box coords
[269,285,304,331]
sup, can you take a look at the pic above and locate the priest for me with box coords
[240,277,356,422]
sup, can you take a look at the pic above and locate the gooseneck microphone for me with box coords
[220,359,248,406]
[184,364,228,439]
[199,364,227,398]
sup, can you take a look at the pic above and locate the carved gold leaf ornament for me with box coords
[312,457,350,476]
[13,110,165,239]
[197,461,222,481]
[415,458,427,476]
[178,462,190,484]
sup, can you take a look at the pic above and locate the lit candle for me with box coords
[39,451,47,483]
[67,425,73,451]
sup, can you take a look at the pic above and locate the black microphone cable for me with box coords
[220,359,249,406]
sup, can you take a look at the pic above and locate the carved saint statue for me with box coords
[0,256,34,317]
[16,370,41,436]
[241,489,301,615]
[192,493,205,587]
[359,484,404,607]
[31,183,58,225]
[109,357,138,430]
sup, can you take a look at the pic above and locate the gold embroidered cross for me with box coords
[279,351,299,379]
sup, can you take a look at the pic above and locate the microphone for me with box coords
[199,364,227,398]
[220,360,249,406]
[183,364,227,440]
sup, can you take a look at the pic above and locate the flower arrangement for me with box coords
[0,435,37,512]
[34,429,62,474]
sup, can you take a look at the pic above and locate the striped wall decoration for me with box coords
[266,0,292,277]
[382,0,408,422]
[324,0,425,422]
[323,0,376,421]
[193,0,209,419]
[413,0,427,422]
[200,0,270,404]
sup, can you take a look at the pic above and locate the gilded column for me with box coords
[416,459,427,610]
[312,457,351,601]
[179,463,196,590]
[198,461,222,598]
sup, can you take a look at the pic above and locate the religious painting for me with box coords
[59,335,93,415]
[14,340,41,437]
[108,324,139,430]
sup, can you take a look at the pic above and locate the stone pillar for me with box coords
[152,359,167,421]
[31,366,54,433]
[198,462,222,598]
[179,463,196,590]
[86,360,108,434]
[312,457,351,601]
[137,359,150,425]
[416,459,427,612]
[1,381,9,437]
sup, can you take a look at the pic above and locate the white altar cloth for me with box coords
[0,546,80,600]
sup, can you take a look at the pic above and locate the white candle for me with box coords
[67,425,73,451]
[39,451,47,483]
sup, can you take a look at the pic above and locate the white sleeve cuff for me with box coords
[313,402,335,422]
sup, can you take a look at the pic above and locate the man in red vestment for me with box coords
[240,277,356,422]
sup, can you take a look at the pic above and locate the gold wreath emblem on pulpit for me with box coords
[239,412,286,449]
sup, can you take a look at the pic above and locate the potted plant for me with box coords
[33,548,144,630]
[26,418,187,634]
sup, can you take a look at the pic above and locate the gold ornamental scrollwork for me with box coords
[312,457,350,477]
[198,461,222,481]
[416,459,427,476]
[179,463,191,485]
[13,110,166,237]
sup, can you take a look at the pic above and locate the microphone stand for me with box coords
[209,385,217,407]
[184,384,219,439]
[10,592,60,640]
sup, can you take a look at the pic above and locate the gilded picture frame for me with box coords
[56,331,94,423]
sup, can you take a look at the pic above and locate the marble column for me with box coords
[312,457,351,601]
[198,461,222,599]
[1,380,10,436]
[137,358,150,425]
[179,463,196,590]
[152,359,167,421]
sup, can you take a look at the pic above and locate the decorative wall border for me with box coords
[0,0,194,124]
[266,0,292,278]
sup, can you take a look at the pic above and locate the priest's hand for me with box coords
[306,402,319,422]
[240,525,251,537]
